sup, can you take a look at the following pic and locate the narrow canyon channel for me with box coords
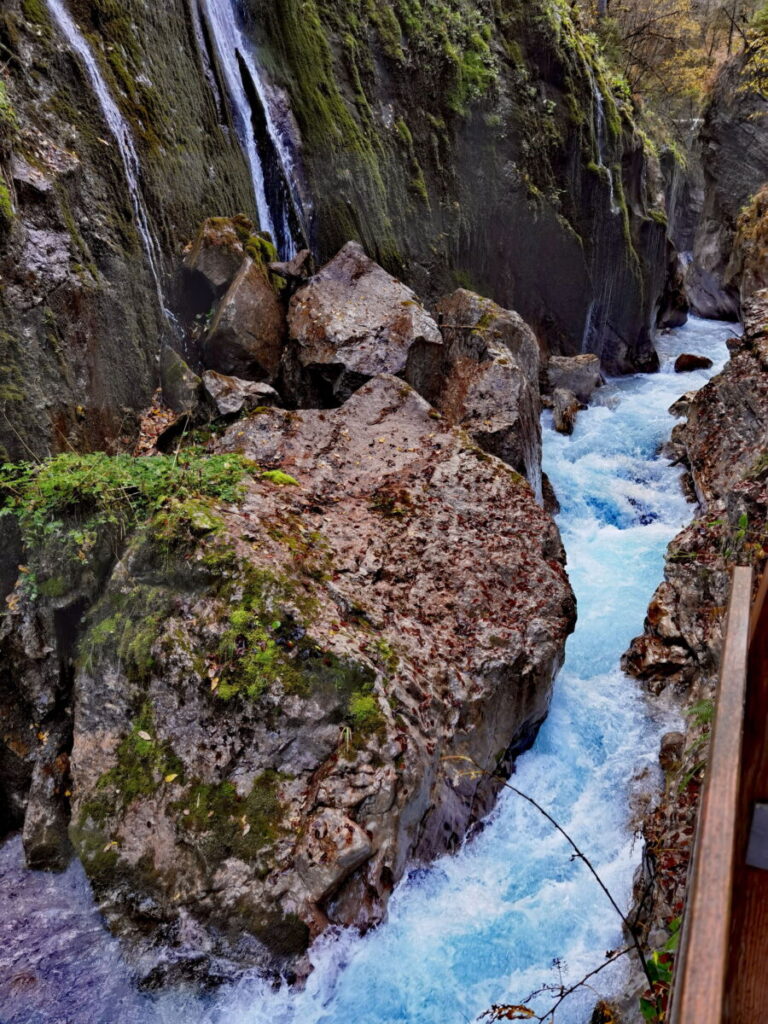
[0,317,735,1024]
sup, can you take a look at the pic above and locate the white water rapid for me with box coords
[0,317,736,1024]
[45,0,165,304]
[199,0,301,258]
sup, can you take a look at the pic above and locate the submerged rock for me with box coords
[552,388,582,435]
[674,353,713,373]
[283,242,443,405]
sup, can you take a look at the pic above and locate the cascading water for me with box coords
[0,318,736,1024]
[591,78,620,218]
[45,0,165,306]
[198,0,303,258]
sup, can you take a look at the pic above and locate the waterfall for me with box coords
[198,0,303,258]
[45,0,165,305]
[591,77,620,218]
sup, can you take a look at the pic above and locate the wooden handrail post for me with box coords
[669,566,753,1024]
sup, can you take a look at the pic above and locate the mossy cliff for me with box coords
[686,52,768,319]
[0,0,254,461]
[0,0,673,465]
[244,0,669,372]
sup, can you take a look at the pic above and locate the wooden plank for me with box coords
[669,566,753,1024]
[724,565,768,1021]
[748,566,768,646]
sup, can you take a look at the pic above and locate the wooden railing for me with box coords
[670,565,768,1023]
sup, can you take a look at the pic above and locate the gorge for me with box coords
[1,2,768,1022]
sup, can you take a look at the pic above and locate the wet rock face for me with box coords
[422,289,542,491]
[283,242,443,405]
[244,0,668,375]
[545,354,604,405]
[687,56,768,319]
[624,295,768,694]
[0,375,574,979]
[0,0,256,461]
[202,258,287,382]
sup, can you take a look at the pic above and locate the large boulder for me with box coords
[160,345,203,414]
[183,216,252,295]
[202,257,286,382]
[657,251,690,329]
[546,354,604,405]
[283,242,443,405]
[2,375,574,980]
[202,371,281,418]
[674,353,713,374]
[421,289,542,493]
[552,388,581,436]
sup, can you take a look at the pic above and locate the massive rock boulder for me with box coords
[545,354,604,405]
[419,289,542,493]
[202,257,286,381]
[0,376,575,981]
[283,242,443,405]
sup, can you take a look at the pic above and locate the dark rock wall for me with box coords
[245,0,669,373]
[0,0,254,461]
[687,55,768,319]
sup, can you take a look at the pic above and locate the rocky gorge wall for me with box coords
[685,53,768,319]
[0,0,255,462]
[622,238,768,1011]
[0,0,680,472]
[244,0,671,374]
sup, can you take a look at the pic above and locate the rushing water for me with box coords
[198,0,302,258]
[0,318,736,1024]
[45,0,164,303]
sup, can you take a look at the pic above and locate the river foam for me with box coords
[0,318,737,1024]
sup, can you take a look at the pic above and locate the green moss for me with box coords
[81,585,174,681]
[0,449,252,554]
[91,704,184,820]
[21,0,50,28]
[261,469,300,487]
[173,771,283,863]
[37,575,69,599]
[0,180,13,234]
[347,691,383,730]
[0,330,24,404]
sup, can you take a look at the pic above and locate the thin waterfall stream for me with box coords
[0,318,735,1024]
[198,0,303,258]
[45,0,165,306]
